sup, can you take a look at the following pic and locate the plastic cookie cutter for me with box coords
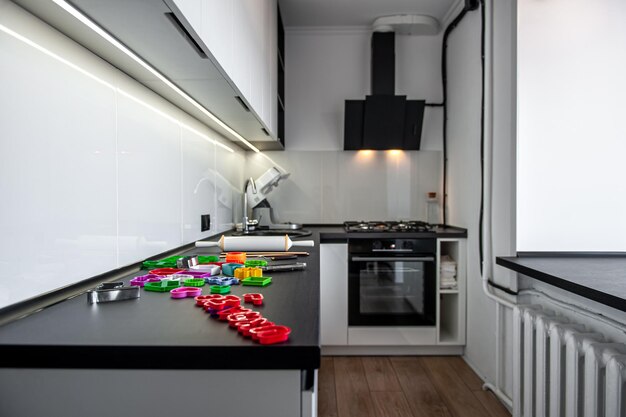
[183,278,205,287]
[227,311,263,329]
[190,264,221,276]
[225,252,246,264]
[238,318,275,337]
[198,294,241,311]
[87,284,140,304]
[170,286,202,299]
[194,294,231,308]
[233,267,263,279]
[130,274,162,287]
[148,268,184,276]
[170,274,194,282]
[144,279,182,292]
[217,306,251,321]
[221,263,244,277]
[244,259,268,268]
[210,284,231,295]
[197,255,220,264]
[250,325,291,345]
[180,270,211,278]
[243,293,264,306]
[206,276,239,286]
[142,256,181,269]
[241,276,272,287]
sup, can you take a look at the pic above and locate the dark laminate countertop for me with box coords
[496,255,626,312]
[0,231,323,370]
[0,224,467,371]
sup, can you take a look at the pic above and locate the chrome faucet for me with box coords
[242,177,257,234]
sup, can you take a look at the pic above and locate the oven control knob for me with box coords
[372,240,382,250]
[402,241,413,250]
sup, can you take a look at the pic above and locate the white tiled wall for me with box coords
[245,150,442,223]
[0,1,244,308]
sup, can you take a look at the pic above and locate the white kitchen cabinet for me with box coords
[320,244,348,346]
[176,0,278,139]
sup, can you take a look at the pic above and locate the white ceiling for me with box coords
[279,0,460,28]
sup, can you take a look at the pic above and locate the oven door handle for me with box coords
[350,256,435,262]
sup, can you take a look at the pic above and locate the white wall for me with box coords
[285,27,443,151]
[0,0,244,309]
[252,27,445,224]
[446,0,518,397]
[517,0,626,252]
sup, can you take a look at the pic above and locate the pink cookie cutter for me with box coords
[170,286,202,299]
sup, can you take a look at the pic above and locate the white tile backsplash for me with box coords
[116,90,183,266]
[0,2,244,308]
[245,150,442,223]
[181,125,217,242]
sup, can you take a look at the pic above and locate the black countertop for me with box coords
[496,255,626,312]
[0,231,323,370]
[0,224,467,371]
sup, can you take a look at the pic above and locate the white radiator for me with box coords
[513,305,626,417]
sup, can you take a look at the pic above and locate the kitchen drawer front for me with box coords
[348,327,437,346]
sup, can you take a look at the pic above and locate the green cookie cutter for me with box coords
[183,278,206,287]
[244,259,268,268]
[210,285,231,294]
[241,276,272,287]
[198,255,220,264]
[144,279,181,292]
[142,256,182,269]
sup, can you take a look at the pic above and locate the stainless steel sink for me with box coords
[232,229,312,238]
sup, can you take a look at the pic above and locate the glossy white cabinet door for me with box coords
[202,0,233,78]
[170,0,202,38]
[320,244,348,346]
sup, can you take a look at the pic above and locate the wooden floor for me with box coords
[318,356,510,417]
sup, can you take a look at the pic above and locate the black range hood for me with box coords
[344,32,425,150]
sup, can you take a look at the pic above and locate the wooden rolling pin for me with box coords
[195,235,315,252]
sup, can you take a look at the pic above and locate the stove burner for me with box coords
[344,221,433,233]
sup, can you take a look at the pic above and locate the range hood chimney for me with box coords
[344,15,438,151]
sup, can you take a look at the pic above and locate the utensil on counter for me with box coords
[262,263,307,272]
[87,284,140,304]
[226,252,308,258]
[195,235,314,252]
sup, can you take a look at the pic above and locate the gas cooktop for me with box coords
[343,220,434,233]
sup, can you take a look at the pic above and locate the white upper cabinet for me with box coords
[172,0,278,140]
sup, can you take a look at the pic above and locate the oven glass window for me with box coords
[359,260,425,316]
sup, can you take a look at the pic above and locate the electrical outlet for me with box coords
[201,214,211,232]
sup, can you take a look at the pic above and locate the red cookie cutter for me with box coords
[194,294,222,307]
[243,293,264,306]
[250,325,291,345]
[170,287,202,299]
[227,311,263,329]
[217,306,251,321]
[149,268,184,276]
[238,318,275,337]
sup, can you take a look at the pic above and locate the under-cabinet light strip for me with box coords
[51,0,260,153]
[0,22,234,154]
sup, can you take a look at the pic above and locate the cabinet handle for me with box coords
[235,96,251,112]
[164,12,207,59]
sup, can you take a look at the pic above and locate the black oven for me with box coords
[348,238,436,326]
